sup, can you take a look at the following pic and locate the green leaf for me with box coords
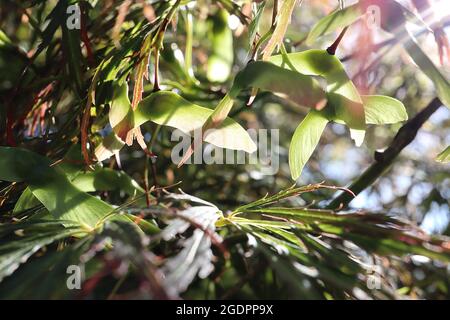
[405,36,450,108]
[0,237,93,299]
[248,1,266,44]
[184,55,330,166]
[270,49,366,145]
[0,29,13,47]
[231,60,328,109]
[289,110,329,180]
[0,147,114,230]
[13,188,42,214]
[101,219,148,252]
[0,220,84,282]
[362,95,408,124]
[71,167,145,196]
[239,207,450,262]
[135,91,257,153]
[31,0,67,60]
[97,219,171,297]
[294,231,362,274]
[61,20,84,95]
[99,89,257,162]
[262,0,300,60]
[95,132,126,162]
[256,242,324,299]
[232,183,332,213]
[109,83,135,141]
[207,9,233,82]
[436,146,450,163]
[99,22,149,83]
[306,4,362,45]
[327,93,366,140]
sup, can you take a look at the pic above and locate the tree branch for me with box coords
[327,98,443,210]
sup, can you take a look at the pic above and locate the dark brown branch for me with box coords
[272,0,279,26]
[327,26,349,55]
[327,98,442,210]
[153,47,161,92]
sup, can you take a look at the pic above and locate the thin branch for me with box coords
[272,0,279,26]
[327,26,349,55]
[152,0,181,92]
[153,46,161,92]
[327,98,443,210]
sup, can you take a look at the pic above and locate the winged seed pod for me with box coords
[96,85,257,162]
[269,50,406,179]
[176,60,329,166]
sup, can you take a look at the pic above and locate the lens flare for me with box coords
[432,0,450,21]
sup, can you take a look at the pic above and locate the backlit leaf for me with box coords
[362,95,408,124]
[289,110,329,180]
[405,36,450,109]
[207,9,233,82]
[270,49,366,145]
[436,146,450,163]
[231,60,328,109]
[306,4,362,45]
[0,147,114,230]
[136,91,256,153]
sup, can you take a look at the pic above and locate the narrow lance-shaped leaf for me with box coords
[248,1,266,44]
[405,35,450,109]
[132,34,152,109]
[207,9,233,82]
[0,147,114,230]
[436,146,450,163]
[0,220,85,282]
[61,17,84,96]
[289,110,329,180]
[0,236,93,299]
[109,83,134,141]
[0,29,13,47]
[306,3,362,45]
[262,0,301,60]
[361,95,408,124]
[237,206,450,262]
[127,34,153,148]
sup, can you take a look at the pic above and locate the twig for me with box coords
[80,1,95,66]
[144,155,152,208]
[153,46,161,92]
[327,26,349,55]
[80,62,103,167]
[152,0,181,92]
[327,98,443,210]
[272,0,279,26]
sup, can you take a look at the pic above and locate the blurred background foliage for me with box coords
[0,0,449,299]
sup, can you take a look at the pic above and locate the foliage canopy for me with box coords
[0,0,449,300]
